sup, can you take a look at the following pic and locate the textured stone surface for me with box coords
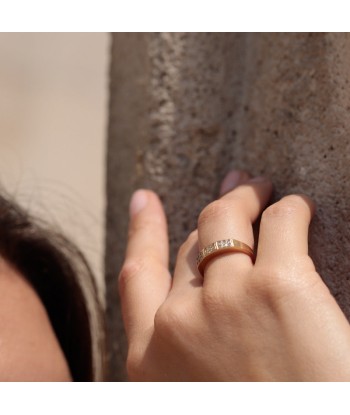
[106,33,350,380]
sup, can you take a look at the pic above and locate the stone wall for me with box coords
[106,33,350,380]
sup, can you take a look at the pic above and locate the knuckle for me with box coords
[118,258,147,295]
[262,195,307,220]
[154,301,190,340]
[154,303,179,334]
[198,198,242,227]
[252,257,319,300]
[198,201,220,227]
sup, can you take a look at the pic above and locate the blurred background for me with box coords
[0,33,109,295]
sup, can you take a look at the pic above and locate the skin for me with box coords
[0,258,71,381]
[120,170,350,381]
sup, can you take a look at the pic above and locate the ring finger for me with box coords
[171,170,250,294]
[197,176,273,288]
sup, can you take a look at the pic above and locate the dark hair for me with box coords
[0,193,105,381]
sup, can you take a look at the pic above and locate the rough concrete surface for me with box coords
[106,33,350,380]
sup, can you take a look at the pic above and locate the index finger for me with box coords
[119,190,171,343]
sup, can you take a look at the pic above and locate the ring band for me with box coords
[197,238,254,276]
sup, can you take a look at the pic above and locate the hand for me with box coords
[119,170,350,381]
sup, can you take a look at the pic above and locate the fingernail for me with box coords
[250,176,268,183]
[129,190,148,217]
[220,170,249,195]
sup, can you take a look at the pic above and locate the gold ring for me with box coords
[197,238,254,276]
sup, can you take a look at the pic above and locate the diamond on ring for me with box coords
[197,238,254,276]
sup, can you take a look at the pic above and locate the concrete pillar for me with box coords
[106,33,350,380]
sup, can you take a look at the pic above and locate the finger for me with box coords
[119,189,171,343]
[219,170,251,196]
[255,194,316,270]
[198,177,273,285]
[172,170,251,293]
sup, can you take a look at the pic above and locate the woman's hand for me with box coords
[119,170,350,381]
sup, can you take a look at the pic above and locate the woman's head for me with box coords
[0,193,104,381]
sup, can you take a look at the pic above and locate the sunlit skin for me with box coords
[120,170,350,381]
[0,258,71,381]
